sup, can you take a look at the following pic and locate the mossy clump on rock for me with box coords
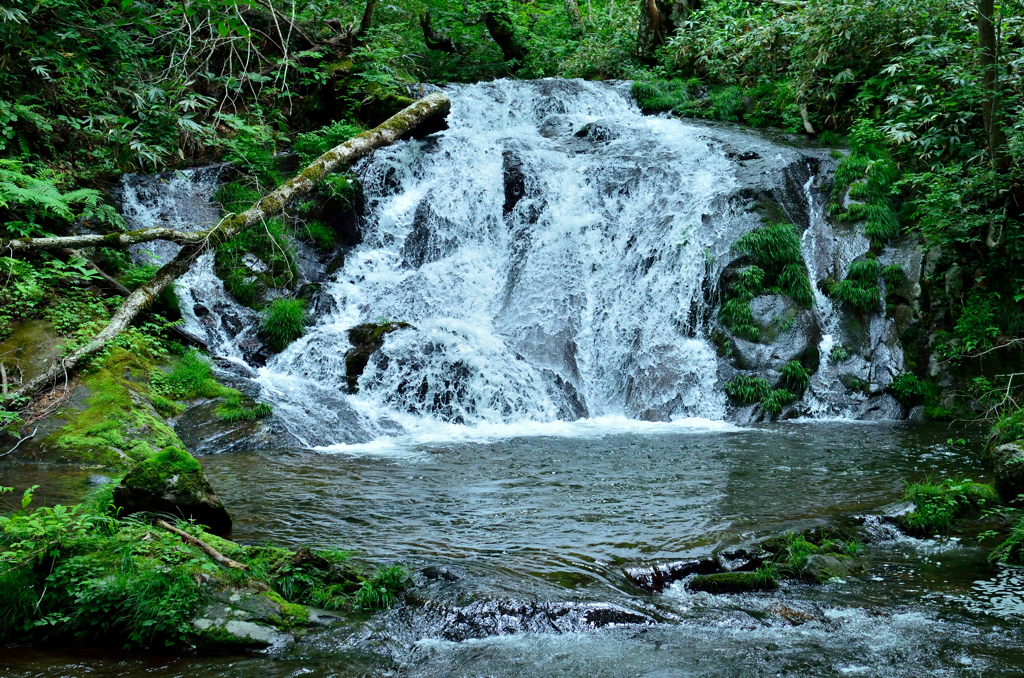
[689,567,779,593]
[259,298,309,352]
[39,347,185,467]
[113,445,233,535]
[898,477,999,535]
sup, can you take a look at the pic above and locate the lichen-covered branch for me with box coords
[10,92,451,402]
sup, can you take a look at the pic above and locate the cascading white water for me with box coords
[259,79,780,445]
[105,79,907,447]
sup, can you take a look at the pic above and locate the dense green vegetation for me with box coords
[0,484,406,647]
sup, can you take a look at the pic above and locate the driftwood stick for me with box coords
[10,92,450,401]
[156,519,249,570]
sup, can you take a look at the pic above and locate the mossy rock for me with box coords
[689,571,778,593]
[113,446,232,535]
[802,554,865,582]
[36,348,185,467]
[991,442,1024,501]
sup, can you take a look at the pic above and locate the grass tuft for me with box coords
[259,298,309,353]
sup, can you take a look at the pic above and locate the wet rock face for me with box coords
[344,322,414,392]
[113,446,232,535]
[403,199,459,268]
[729,295,818,373]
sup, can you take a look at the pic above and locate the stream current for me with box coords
[5,81,1024,675]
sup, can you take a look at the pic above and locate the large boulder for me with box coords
[990,442,1024,500]
[113,446,232,535]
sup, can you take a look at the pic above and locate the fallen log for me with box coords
[156,519,248,570]
[10,92,451,401]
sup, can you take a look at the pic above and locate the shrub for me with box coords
[762,388,795,415]
[732,223,813,308]
[890,373,926,404]
[899,477,998,535]
[724,374,771,405]
[259,298,308,352]
[830,257,881,314]
[990,516,1024,566]
[780,360,810,393]
[0,486,396,647]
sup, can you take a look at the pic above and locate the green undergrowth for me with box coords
[209,118,366,310]
[0,486,407,648]
[151,350,272,422]
[898,477,998,535]
[213,217,299,309]
[990,515,1024,567]
[828,121,900,247]
[723,374,795,417]
[631,79,802,131]
[720,222,813,341]
[890,372,927,405]
[779,360,810,394]
[259,299,309,353]
[827,256,882,314]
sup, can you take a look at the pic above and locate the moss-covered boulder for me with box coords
[113,446,232,535]
[990,442,1024,501]
[802,554,865,582]
[31,348,186,467]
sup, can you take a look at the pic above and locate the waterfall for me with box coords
[258,80,784,445]
[132,79,908,447]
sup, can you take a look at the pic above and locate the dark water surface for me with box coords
[5,422,1024,677]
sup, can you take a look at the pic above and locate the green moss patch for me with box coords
[689,567,778,593]
[898,477,998,535]
[44,348,184,467]
[122,446,203,494]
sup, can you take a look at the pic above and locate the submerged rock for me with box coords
[624,559,720,592]
[802,554,865,582]
[113,446,232,535]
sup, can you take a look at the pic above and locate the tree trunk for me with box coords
[421,11,459,52]
[637,0,700,61]
[485,10,529,68]
[10,92,451,402]
[565,0,584,29]
[979,0,1007,169]
[358,0,378,35]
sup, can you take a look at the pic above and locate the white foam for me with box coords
[313,415,741,456]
